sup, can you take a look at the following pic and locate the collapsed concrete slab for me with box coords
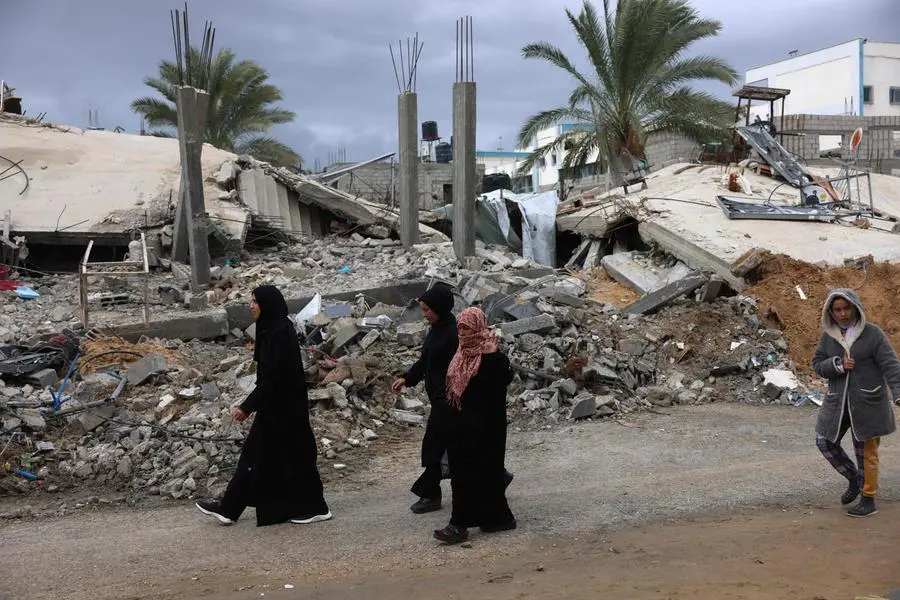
[624,274,707,315]
[110,310,230,342]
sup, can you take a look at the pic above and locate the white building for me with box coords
[745,38,900,119]
[477,123,604,193]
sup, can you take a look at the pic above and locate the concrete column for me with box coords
[452,81,476,259]
[175,86,211,289]
[398,92,420,247]
[171,90,209,264]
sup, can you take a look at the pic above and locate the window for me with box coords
[891,87,900,105]
[551,153,558,166]
[539,157,547,168]
[863,86,873,104]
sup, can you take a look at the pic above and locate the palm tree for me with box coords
[517,0,738,184]
[131,48,302,169]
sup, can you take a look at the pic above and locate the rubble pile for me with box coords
[0,240,822,508]
[0,236,542,339]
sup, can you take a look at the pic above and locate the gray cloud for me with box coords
[1,0,896,167]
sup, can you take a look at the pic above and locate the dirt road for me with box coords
[2,404,899,600]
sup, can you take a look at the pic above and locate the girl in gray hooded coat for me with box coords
[812,288,900,517]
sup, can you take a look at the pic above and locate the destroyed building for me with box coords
[3,73,900,516]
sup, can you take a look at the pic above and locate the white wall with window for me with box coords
[745,38,900,119]
[477,123,606,192]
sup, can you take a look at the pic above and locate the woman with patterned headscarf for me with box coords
[433,307,516,544]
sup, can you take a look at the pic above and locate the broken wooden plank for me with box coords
[624,274,707,315]
[582,240,602,269]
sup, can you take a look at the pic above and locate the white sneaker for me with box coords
[195,500,235,525]
[289,511,333,524]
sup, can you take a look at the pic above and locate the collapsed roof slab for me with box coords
[1,117,245,246]
[561,163,900,286]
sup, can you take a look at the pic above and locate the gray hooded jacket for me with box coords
[812,288,900,442]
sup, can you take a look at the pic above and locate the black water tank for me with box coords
[482,173,511,194]
[422,121,439,141]
[435,142,452,163]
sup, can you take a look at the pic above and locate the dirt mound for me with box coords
[746,253,900,373]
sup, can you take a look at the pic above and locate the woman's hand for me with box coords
[233,407,248,422]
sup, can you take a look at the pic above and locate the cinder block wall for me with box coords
[331,162,485,210]
[644,132,698,169]
[778,114,900,174]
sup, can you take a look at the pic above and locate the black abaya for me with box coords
[220,285,328,526]
[446,351,515,529]
[402,284,458,500]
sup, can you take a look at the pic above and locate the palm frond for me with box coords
[236,135,302,169]
[132,47,296,156]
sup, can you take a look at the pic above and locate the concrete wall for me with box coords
[863,42,900,117]
[745,39,863,118]
[331,162,484,210]
[644,132,697,170]
[778,113,900,174]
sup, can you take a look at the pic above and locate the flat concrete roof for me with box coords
[560,164,900,279]
[1,116,245,245]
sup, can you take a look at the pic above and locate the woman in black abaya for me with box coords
[195,285,331,526]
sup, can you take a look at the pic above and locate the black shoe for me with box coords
[841,480,860,505]
[195,500,235,525]
[289,510,333,524]
[410,497,442,514]
[847,496,877,518]
[480,519,517,533]
[504,470,514,489]
[433,524,468,544]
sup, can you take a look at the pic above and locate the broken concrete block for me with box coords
[541,288,584,308]
[358,330,381,351]
[201,382,220,400]
[396,322,427,347]
[498,314,556,337]
[325,383,348,409]
[601,252,663,295]
[460,275,503,305]
[400,396,424,411]
[331,323,361,352]
[214,161,239,186]
[568,393,597,420]
[699,277,725,303]
[583,361,619,381]
[75,404,114,433]
[624,274,707,315]
[24,368,59,388]
[126,353,168,386]
[388,408,424,426]
[19,409,46,431]
[308,388,332,403]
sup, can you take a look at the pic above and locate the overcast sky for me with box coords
[2,0,897,169]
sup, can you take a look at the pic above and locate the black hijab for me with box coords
[253,285,290,361]
[418,283,454,321]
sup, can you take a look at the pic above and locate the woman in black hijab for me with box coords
[196,285,331,526]
[392,283,459,513]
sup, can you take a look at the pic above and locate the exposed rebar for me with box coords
[388,35,424,94]
[169,3,216,89]
[455,16,475,83]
